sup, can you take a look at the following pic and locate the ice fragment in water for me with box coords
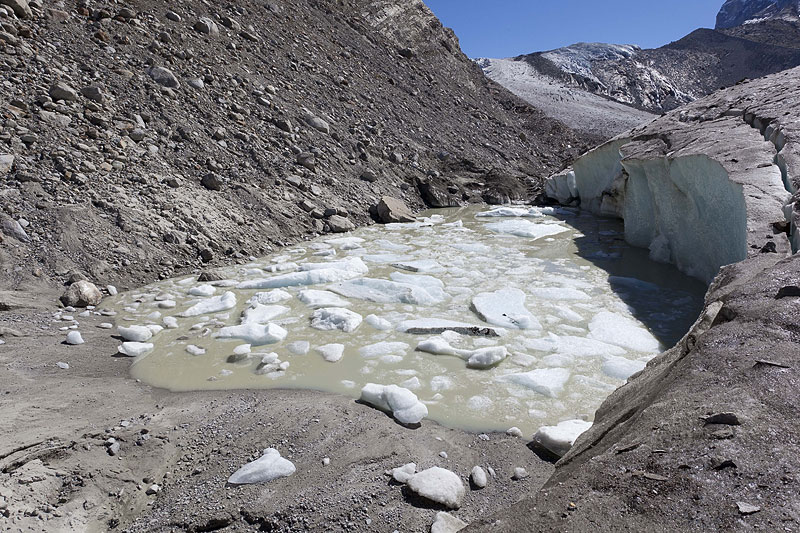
[216,323,288,345]
[532,419,593,457]
[310,308,362,332]
[179,291,237,317]
[359,383,428,424]
[471,288,540,330]
[501,367,571,398]
[316,344,345,362]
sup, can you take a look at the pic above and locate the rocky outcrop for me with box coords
[468,64,800,533]
[716,0,800,29]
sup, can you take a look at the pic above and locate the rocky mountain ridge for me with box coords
[716,0,800,29]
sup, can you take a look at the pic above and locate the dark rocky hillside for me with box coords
[0,0,589,302]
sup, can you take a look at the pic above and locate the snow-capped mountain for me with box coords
[716,0,800,29]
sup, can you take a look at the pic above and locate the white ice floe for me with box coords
[216,323,288,345]
[532,419,593,457]
[472,288,540,330]
[179,291,237,317]
[475,206,545,218]
[524,334,626,358]
[118,342,153,357]
[365,314,392,330]
[187,284,215,297]
[117,325,153,342]
[331,278,443,306]
[237,268,362,289]
[163,316,179,329]
[249,290,293,304]
[501,367,571,398]
[228,448,296,485]
[528,287,591,301]
[316,343,345,362]
[466,346,509,369]
[286,341,310,355]
[588,311,661,352]
[391,259,444,273]
[310,308,362,332]
[299,257,369,274]
[297,289,351,308]
[601,356,647,380]
[470,466,488,488]
[406,467,465,509]
[241,304,290,324]
[485,219,570,239]
[359,341,410,359]
[391,462,416,483]
[360,383,428,424]
[186,345,206,356]
[399,376,421,390]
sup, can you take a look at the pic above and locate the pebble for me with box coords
[56,362,69,370]
[512,467,529,480]
[470,466,487,489]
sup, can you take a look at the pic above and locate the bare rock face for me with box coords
[376,196,415,223]
[60,280,103,308]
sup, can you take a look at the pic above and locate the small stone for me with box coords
[129,129,146,142]
[736,502,761,515]
[165,10,181,22]
[470,466,487,489]
[360,168,378,182]
[322,457,330,466]
[296,152,316,171]
[80,85,106,103]
[305,116,330,134]
[506,427,523,438]
[512,467,529,480]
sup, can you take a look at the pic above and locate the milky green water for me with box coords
[112,205,706,436]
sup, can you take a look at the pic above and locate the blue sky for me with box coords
[425,0,724,58]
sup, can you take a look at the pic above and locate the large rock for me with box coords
[407,467,465,509]
[49,82,78,102]
[60,280,103,307]
[1,215,28,242]
[194,17,219,35]
[376,196,415,223]
[146,66,180,88]
[0,0,32,18]
[327,215,354,233]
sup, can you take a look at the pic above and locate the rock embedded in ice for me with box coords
[216,323,288,345]
[501,367,571,398]
[431,512,468,533]
[470,466,488,489]
[601,356,647,380]
[532,419,593,457]
[118,342,153,357]
[287,341,310,355]
[241,304,290,324]
[297,289,351,308]
[471,288,540,330]
[65,331,84,345]
[310,307,362,333]
[179,291,237,317]
[391,462,416,483]
[391,259,443,273]
[406,467,465,509]
[228,448,296,485]
[118,325,154,342]
[485,219,571,239]
[359,383,428,425]
[316,343,345,362]
[365,314,392,330]
[397,318,503,337]
[588,311,661,352]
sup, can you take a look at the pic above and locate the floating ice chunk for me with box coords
[552,305,584,322]
[601,356,647,380]
[186,345,206,356]
[146,324,163,335]
[316,344,345,362]
[264,262,299,273]
[416,337,467,357]
[359,383,428,424]
[472,288,540,330]
[361,253,412,263]
[241,304,290,324]
[430,375,454,391]
[588,311,662,352]
[249,290,292,304]
[310,308,362,332]
[286,341,310,355]
[359,341,410,359]
[450,242,491,254]
[485,219,570,239]
[326,236,365,248]
[65,331,84,345]
[163,316,179,329]
[466,346,508,369]
[501,367,571,398]
[475,206,545,218]
[406,467,465,509]
[529,287,591,301]
[188,284,215,297]
[118,325,153,342]
[297,289,351,308]
[118,342,153,357]
[374,239,412,252]
[467,395,492,410]
[216,323,288,345]
[527,334,626,358]
[400,376,421,390]
[365,314,392,330]
[331,278,443,306]
[397,318,503,337]
[299,257,368,274]
[389,272,446,299]
[228,448,296,485]
[179,291,237,317]
[391,259,443,273]
[532,419,593,457]
[237,268,362,289]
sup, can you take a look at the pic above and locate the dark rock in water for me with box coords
[405,326,500,337]
[416,177,461,208]
[376,196,415,223]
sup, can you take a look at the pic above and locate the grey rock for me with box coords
[201,173,223,191]
[165,10,180,22]
[470,466,487,489]
[188,78,204,90]
[194,17,219,35]
[376,196,415,223]
[0,0,32,18]
[129,129,146,142]
[360,168,378,182]
[305,116,330,134]
[146,66,180,88]
[327,215,354,233]
[61,280,103,308]
[1,215,29,241]
[296,152,316,171]
[275,118,292,132]
[49,81,78,102]
[736,502,761,515]
[0,154,13,174]
[80,85,106,103]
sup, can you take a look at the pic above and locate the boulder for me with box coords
[146,66,180,88]
[376,196,415,223]
[61,280,103,307]
[0,0,32,18]
[49,82,78,102]
[194,17,219,35]
[327,215,354,233]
